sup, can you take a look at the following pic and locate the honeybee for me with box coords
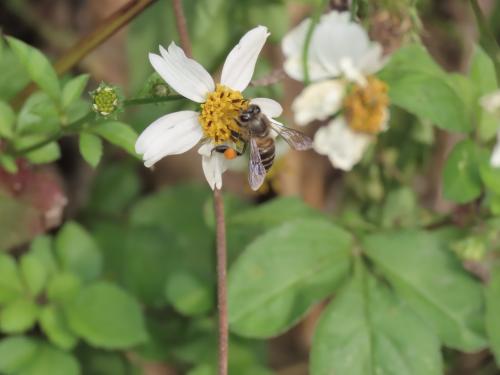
[214,104,313,191]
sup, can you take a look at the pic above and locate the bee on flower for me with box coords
[480,90,500,167]
[282,11,391,171]
[135,26,311,191]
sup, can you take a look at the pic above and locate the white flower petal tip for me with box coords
[292,80,345,125]
[220,26,270,92]
[199,145,228,190]
[149,44,214,103]
[313,117,371,171]
[135,110,202,168]
[282,10,384,82]
[481,90,500,115]
[491,133,500,168]
[251,98,283,118]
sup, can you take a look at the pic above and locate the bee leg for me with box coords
[213,145,229,154]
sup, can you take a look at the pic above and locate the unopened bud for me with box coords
[91,83,119,117]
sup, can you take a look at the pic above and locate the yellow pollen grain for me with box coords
[199,84,249,144]
[343,76,389,134]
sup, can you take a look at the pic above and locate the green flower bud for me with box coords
[91,83,119,117]
[150,78,170,98]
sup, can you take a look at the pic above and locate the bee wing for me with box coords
[269,119,313,151]
[248,137,266,191]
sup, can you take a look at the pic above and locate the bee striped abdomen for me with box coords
[256,137,275,171]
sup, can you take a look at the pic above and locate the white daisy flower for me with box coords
[282,11,390,171]
[480,90,500,167]
[135,26,284,190]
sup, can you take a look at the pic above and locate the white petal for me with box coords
[491,133,500,167]
[135,111,202,167]
[358,43,386,74]
[281,17,333,81]
[220,26,270,92]
[481,90,500,115]
[313,117,371,171]
[292,80,346,125]
[314,11,383,77]
[200,146,228,190]
[149,42,214,103]
[251,98,283,118]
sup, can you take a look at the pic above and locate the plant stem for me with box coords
[214,188,228,375]
[172,0,193,58]
[169,1,229,373]
[14,95,183,155]
[12,0,159,108]
[302,0,328,84]
[470,0,500,85]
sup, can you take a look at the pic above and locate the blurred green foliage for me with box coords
[2,0,500,374]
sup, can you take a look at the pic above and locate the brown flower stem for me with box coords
[172,0,193,58]
[169,1,229,374]
[214,188,228,375]
[11,0,159,108]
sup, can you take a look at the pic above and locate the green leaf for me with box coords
[25,141,61,165]
[379,44,472,132]
[228,219,352,338]
[91,121,138,156]
[0,100,15,139]
[227,196,323,260]
[20,254,47,296]
[47,273,81,304]
[470,46,499,141]
[64,282,148,349]
[443,140,483,203]
[39,305,78,350]
[165,271,213,316]
[61,74,89,109]
[78,347,129,375]
[19,343,80,375]
[16,92,59,136]
[0,254,24,303]
[486,266,500,365]
[0,299,39,334]
[129,185,215,292]
[480,156,500,196]
[29,236,58,276]
[0,43,30,101]
[86,161,141,216]
[119,226,175,307]
[0,154,18,174]
[364,230,487,351]
[6,37,61,102]
[79,132,103,168]
[0,336,39,374]
[55,222,102,282]
[311,268,442,375]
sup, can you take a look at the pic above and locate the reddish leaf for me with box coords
[0,160,67,250]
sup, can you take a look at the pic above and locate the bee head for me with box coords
[239,104,261,123]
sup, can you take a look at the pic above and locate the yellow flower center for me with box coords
[343,76,389,134]
[199,84,249,144]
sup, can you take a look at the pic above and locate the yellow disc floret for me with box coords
[344,76,389,134]
[199,84,249,144]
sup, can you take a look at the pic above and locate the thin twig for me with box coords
[11,0,159,108]
[214,188,228,375]
[171,0,193,57]
[169,1,229,374]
